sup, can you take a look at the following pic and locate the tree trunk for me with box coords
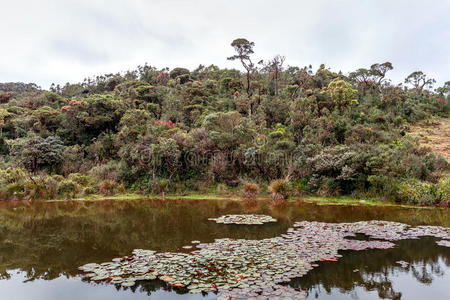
[246,71,252,117]
[274,69,279,96]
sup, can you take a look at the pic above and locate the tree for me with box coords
[436,81,450,98]
[203,111,254,150]
[149,138,181,182]
[349,62,393,95]
[0,108,9,137]
[326,79,358,111]
[370,62,393,86]
[169,68,190,84]
[12,136,65,173]
[228,38,256,116]
[405,71,436,92]
[349,68,373,95]
[287,65,313,100]
[262,55,285,96]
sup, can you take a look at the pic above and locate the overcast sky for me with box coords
[0,0,449,89]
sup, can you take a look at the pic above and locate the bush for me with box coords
[11,135,65,173]
[82,186,96,196]
[68,173,91,186]
[0,167,27,185]
[156,179,168,197]
[88,161,120,182]
[290,178,309,196]
[98,179,123,196]
[216,183,227,193]
[269,179,289,201]
[368,175,399,199]
[317,177,340,197]
[57,179,81,198]
[242,182,259,199]
[395,179,447,206]
[437,177,450,206]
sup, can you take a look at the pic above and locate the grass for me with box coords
[299,195,437,209]
[44,192,241,203]
[41,192,444,210]
[408,117,450,162]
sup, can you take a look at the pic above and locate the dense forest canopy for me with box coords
[0,39,449,205]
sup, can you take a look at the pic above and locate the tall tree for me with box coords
[405,71,436,93]
[228,38,256,116]
[262,55,285,96]
[350,62,393,95]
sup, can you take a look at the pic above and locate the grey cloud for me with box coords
[0,0,448,89]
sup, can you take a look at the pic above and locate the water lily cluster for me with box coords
[79,219,449,300]
[208,214,277,225]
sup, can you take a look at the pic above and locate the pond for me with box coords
[0,199,449,300]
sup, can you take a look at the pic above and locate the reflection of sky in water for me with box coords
[1,257,448,300]
[0,271,215,300]
[303,258,449,300]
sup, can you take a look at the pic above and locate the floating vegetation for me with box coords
[436,240,450,247]
[208,214,277,225]
[79,220,449,300]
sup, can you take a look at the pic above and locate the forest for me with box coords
[0,39,449,205]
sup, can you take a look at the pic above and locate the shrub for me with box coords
[368,175,399,200]
[23,179,47,200]
[269,179,289,201]
[0,167,27,185]
[242,182,259,199]
[11,135,65,173]
[68,173,91,186]
[51,174,64,182]
[82,186,96,196]
[88,161,120,182]
[156,179,169,197]
[57,179,81,198]
[216,183,227,193]
[98,179,123,196]
[437,177,450,206]
[41,176,58,199]
[290,178,309,196]
[317,177,340,197]
[395,179,446,205]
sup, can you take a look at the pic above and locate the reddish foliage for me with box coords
[154,120,177,129]
[157,72,169,85]
[0,92,14,103]
[437,97,447,106]
[69,100,83,106]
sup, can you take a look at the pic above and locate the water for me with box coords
[0,199,448,299]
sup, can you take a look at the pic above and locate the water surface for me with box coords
[0,199,448,299]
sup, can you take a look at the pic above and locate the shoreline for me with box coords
[21,193,446,210]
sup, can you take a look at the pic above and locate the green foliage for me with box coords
[395,179,448,206]
[269,179,289,201]
[326,79,358,110]
[0,44,448,204]
[57,179,81,198]
[11,136,65,173]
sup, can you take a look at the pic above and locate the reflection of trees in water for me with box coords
[362,273,401,299]
[291,237,450,299]
[0,199,290,281]
[79,277,213,297]
[0,199,448,288]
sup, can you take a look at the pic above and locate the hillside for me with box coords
[409,118,450,162]
[0,40,449,205]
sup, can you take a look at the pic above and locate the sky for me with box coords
[0,0,449,89]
